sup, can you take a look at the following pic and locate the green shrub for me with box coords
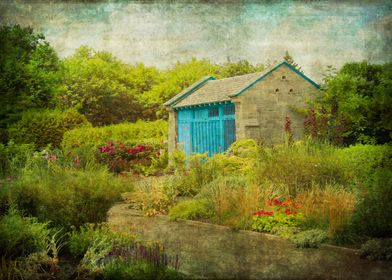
[169,199,213,221]
[69,223,136,258]
[360,238,392,261]
[289,229,328,248]
[252,210,304,233]
[336,144,392,188]
[256,140,346,195]
[9,161,131,229]
[350,168,392,237]
[62,119,168,150]
[0,141,34,178]
[102,258,182,280]
[0,208,50,258]
[8,109,90,149]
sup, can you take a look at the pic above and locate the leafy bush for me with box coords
[251,197,303,233]
[0,141,34,178]
[69,223,136,258]
[289,229,328,248]
[351,168,392,237]
[169,199,213,221]
[8,159,131,229]
[8,109,89,149]
[96,141,162,174]
[62,119,168,150]
[256,141,346,195]
[360,238,392,261]
[0,208,50,259]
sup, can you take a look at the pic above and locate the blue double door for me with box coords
[177,103,236,157]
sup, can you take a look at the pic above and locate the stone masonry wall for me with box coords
[233,64,318,145]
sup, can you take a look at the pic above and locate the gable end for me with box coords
[229,61,320,98]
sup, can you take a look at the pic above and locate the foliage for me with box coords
[102,258,181,280]
[296,185,355,238]
[96,141,158,174]
[0,208,50,259]
[198,176,262,229]
[251,197,303,233]
[70,223,181,279]
[360,238,392,261]
[0,25,62,130]
[8,109,90,149]
[142,58,220,118]
[62,119,167,150]
[142,58,264,119]
[314,61,392,144]
[0,142,34,178]
[168,199,213,221]
[126,177,176,216]
[289,229,328,248]
[256,140,346,195]
[59,46,160,125]
[350,168,392,238]
[8,157,131,229]
[69,223,136,258]
[218,60,264,78]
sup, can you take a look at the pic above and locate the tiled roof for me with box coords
[163,76,215,107]
[173,71,263,108]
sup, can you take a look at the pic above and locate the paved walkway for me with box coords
[108,203,392,279]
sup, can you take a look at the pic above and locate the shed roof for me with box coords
[165,61,320,109]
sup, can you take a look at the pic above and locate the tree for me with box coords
[59,46,161,125]
[142,58,220,119]
[314,61,392,144]
[0,25,62,130]
[219,60,264,78]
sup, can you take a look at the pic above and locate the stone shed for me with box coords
[164,61,320,157]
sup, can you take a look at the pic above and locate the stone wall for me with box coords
[233,64,318,145]
[108,204,392,280]
[167,109,178,165]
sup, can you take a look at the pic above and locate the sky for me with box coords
[1,0,392,82]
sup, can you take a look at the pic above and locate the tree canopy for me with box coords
[314,61,392,144]
[0,25,62,129]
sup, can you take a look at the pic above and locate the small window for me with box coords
[289,88,294,93]
[281,75,286,80]
[223,105,235,115]
[208,107,219,117]
[275,88,279,93]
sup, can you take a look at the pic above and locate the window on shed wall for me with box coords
[223,105,235,115]
[208,107,219,117]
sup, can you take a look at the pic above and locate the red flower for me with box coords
[253,210,265,216]
[156,151,161,157]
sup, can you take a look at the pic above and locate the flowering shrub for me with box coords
[251,197,303,233]
[95,141,159,173]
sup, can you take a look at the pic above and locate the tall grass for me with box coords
[5,153,133,229]
[296,185,355,237]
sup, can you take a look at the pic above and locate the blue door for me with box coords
[177,103,236,157]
